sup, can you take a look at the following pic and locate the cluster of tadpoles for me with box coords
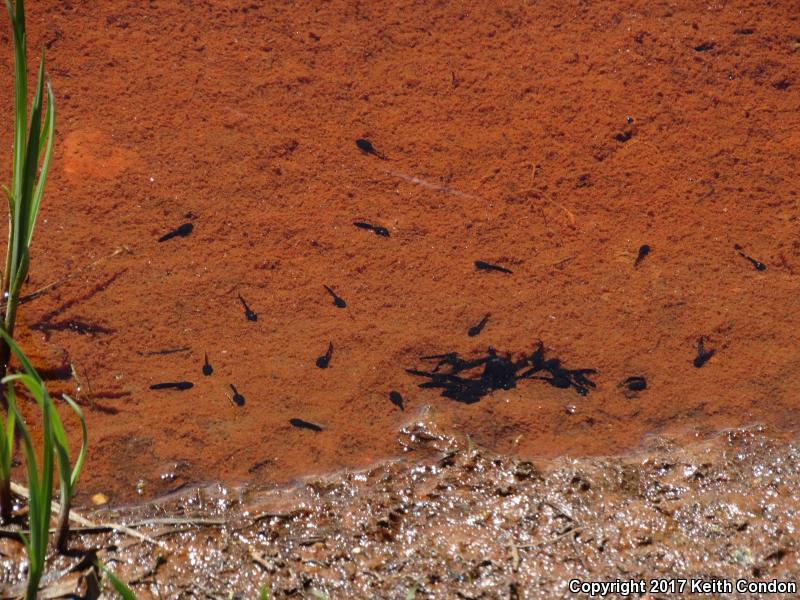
[407,341,597,404]
[148,352,245,407]
[147,137,755,423]
[145,276,350,430]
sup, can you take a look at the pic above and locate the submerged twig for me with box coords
[9,482,166,548]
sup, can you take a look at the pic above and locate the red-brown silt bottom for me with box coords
[1,0,798,505]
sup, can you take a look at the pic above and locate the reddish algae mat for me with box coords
[0,0,798,505]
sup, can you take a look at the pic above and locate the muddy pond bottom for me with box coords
[2,0,798,505]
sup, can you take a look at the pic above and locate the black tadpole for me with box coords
[158,222,193,243]
[290,418,323,432]
[475,260,513,274]
[634,244,651,267]
[389,391,404,411]
[355,138,387,160]
[316,342,333,369]
[202,353,213,376]
[229,384,245,407]
[621,376,647,392]
[238,294,258,321]
[693,338,716,368]
[150,381,194,391]
[468,314,491,337]
[734,244,766,271]
[354,221,390,237]
[323,285,347,308]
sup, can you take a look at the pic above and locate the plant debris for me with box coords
[32,319,115,338]
[138,347,191,356]
[15,424,797,599]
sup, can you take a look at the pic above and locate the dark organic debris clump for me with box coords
[407,342,596,403]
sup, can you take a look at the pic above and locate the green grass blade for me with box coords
[0,405,13,480]
[405,584,418,600]
[9,250,28,299]
[46,392,87,550]
[5,0,27,211]
[13,379,53,600]
[5,379,52,600]
[36,74,50,156]
[98,563,138,600]
[3,3,54,299]
[5,0,27,288]
[10,51,44,294]
[0,328,36,374]
[60,394,87,488]
[43,394,69,466]
[21,47,44,196]
[0,329,85,550]
[28,70,54,246]
[53,433,70,498]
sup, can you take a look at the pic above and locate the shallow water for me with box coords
[1,0,798,505]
